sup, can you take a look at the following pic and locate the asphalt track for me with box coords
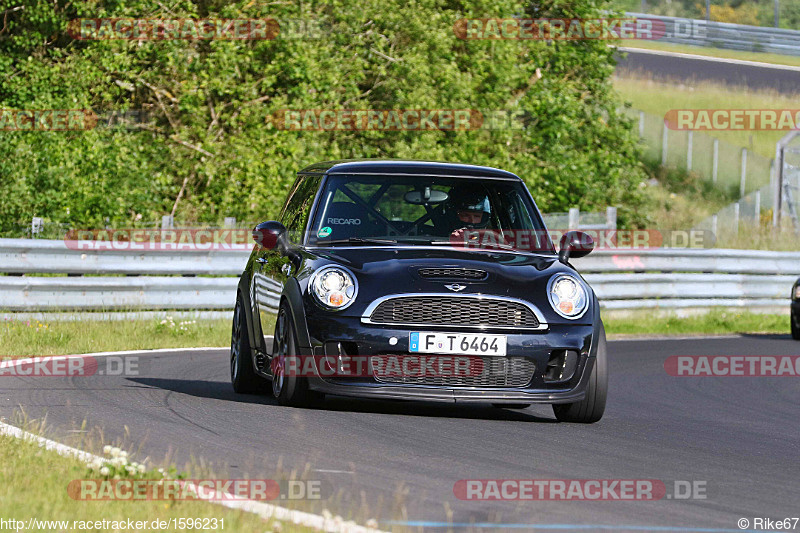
[2,335,799,532]
[615,47,800,95]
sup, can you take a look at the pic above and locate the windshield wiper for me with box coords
[427,240,517,251]
[322,237,398,245]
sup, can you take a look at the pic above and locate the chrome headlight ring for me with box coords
[547,273,589,320]
[309,265,359,311]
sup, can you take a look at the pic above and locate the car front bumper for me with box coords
[302,313,598,404]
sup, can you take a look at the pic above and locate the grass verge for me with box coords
[604,309,789,337]
[638,159,736,230]
[1,316,230,357]
[0,431,291,533]
[613,75,800,159]
[1,309,793,358]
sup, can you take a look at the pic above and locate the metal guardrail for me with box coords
[626,12,800,56]
[0,239,797,312]
[572,248,800,275]
[0,237,250,276]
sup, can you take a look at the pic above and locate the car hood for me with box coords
[302,246,585,319]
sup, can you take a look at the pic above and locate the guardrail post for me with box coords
[774,138,783,227]
[606,207,617,230]
[711,214,718,237]
[687,131,693,170]
[712,139,719,184]
[639,111,645,137]
[661,123,668,166]
[568,207,580,230]
[733,202,740,234]
[754,190,761,223]
[224,217,236,228]
[161,215,174,230]
[31,217,43,238]
[769,159,775,199]
[740,148,747,197]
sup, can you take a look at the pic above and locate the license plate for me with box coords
[409,332,507,356]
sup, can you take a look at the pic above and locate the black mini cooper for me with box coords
[230,160,607,423]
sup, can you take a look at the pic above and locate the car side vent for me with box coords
[418,268,487,280]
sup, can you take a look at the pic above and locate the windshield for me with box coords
[307,174,555,253]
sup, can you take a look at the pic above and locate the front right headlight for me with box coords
[547,274,589,319]
[794,284,800,300]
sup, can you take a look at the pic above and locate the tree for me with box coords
[0,0,648,234]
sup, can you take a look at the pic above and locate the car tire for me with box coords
[792,311,800,340]
[552,322,607,424]
[230,293,267,394]
[271,303,320,407]
[492,404,531,409]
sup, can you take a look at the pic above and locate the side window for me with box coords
[280,175,322,243]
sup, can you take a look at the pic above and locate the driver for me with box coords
[448,186,492,241]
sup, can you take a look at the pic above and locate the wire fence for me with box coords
[7,210,617,241]
[692,137,800,242]
[541,207,617,231]
[4,216,258,240]
[626,108,774,197]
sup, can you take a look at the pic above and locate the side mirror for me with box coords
[252,221,286,250]
[558,230,594,263]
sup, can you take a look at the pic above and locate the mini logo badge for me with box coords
[444,283,467,292]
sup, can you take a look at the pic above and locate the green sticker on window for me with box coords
[318,226,332,238]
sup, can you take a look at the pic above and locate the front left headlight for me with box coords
[310,265,358,310]
[548,274,589,319]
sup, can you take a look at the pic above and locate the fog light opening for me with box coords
[544,349,579,382]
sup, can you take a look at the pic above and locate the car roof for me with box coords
[298,159,522,180]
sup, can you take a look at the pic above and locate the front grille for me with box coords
[370,354,535,388]
[368,296,540,329]
[418,268,487,280]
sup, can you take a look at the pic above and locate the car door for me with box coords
[251,174,322,353]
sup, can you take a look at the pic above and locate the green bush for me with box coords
[0,0,648,233]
